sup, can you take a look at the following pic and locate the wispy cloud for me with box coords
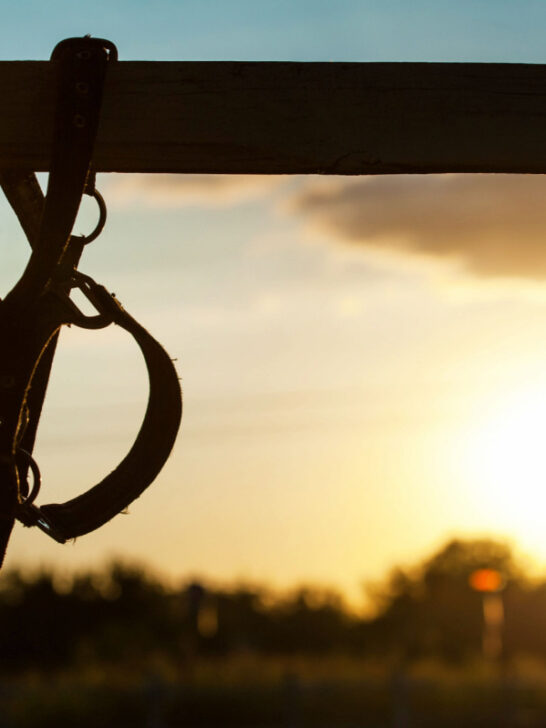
[103,174,286,208]
[286,175,546,280]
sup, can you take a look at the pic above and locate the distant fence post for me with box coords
[283,672,302,728]
[391,668,410,728]
[146,672,167,728]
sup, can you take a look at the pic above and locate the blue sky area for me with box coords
[2,1,546,63]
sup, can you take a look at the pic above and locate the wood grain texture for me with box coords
[1,61,546,173]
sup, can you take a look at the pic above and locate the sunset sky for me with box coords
[2,1,546,606]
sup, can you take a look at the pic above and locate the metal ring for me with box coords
[78,188,107,245]
[16,448,41,505]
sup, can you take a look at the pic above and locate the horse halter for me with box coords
[0,37,182,565]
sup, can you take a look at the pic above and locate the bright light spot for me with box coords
[461,386,546,556]
[469,568,504,593]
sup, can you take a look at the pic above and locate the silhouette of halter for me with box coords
[0,37,182,563]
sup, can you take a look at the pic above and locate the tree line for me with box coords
[1,538,545,672]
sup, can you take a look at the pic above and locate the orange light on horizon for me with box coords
[469,568,504,593]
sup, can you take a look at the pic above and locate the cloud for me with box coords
[287,175,546,280]
[103,174,285,208]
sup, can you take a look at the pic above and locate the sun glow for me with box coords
[461,385,546,557]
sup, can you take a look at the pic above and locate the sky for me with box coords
[2,1,546,607]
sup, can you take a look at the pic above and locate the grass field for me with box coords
[1,656,546,727]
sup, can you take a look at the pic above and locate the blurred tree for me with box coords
[1,538,546,673]
[367,538,521,662]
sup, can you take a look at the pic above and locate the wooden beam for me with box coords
[1,61,546,174]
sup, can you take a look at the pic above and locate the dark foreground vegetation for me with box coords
[2,538,546,726]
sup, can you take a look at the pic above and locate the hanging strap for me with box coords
[0,36,182,556]
[0,36,115,562]
[3,37,117,310]
[15,274,182,542]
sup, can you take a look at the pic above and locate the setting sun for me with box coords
[460,385,546,556]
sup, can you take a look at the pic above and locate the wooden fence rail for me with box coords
[1,62,546,174]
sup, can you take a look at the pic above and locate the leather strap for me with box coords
[0,36,182,557]
[4,37,116,311]
[0,38,115,565]
[16,278,182,542]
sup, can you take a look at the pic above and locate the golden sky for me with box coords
[4,173,546,606]
[0,0,546,614]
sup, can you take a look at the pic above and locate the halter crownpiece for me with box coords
[0,37,182,565]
